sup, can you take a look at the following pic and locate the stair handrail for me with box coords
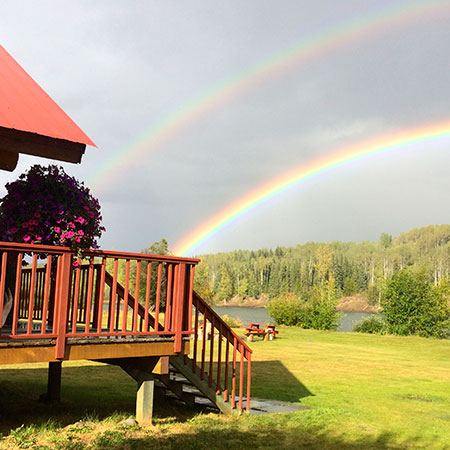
[188,290,252,413]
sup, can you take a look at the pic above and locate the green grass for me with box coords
[0,329,449,449]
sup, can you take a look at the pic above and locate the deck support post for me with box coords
[40,361,62,403]
[136,373,155,425]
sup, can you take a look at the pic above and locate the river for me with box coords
[213,306,376,332]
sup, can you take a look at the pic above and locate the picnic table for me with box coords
[244,322,278,341]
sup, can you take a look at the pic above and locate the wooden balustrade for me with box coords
[0,242,199,358]
[188,291,252,413]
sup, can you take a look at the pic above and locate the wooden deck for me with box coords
[0,242,252,422]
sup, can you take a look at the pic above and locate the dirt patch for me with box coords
[216,295,269,308]
[336,295,380,313]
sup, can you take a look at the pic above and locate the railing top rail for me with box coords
[81,249,200,264]
[0,241,200,265]
[0,241,72,254]
[193,290,252,355]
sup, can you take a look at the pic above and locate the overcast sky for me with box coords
[2,1,450,256]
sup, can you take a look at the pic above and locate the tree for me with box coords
[194,263,214,305]
[383,269,450,338]
[237,277,249,298]
[379,232,392,249]
[216,265,233,303]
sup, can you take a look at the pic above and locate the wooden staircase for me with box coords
[99,272,252,414]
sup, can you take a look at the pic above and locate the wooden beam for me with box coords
[0,340,190,365]
[0,126,86,164]
[0,148,19,171]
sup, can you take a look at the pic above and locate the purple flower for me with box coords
[0,164,104,252]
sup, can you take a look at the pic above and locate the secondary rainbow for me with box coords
[89,0,449,192]
[173,121,450,256]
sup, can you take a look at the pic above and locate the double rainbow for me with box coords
[173,121,450,256]
[89,0,449,191]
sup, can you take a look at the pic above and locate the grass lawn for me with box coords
[0,328,449,449]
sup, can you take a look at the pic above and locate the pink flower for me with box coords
[10,227,18,234]
[78,230,84,236]
[72,261,80,267]
[22,222,28,229]
[74,236,81,243]
[69,222,76,229]
[35,235,42,240]
[34,212,41,218]
[66,231,75,239]
[54,227,61,233]
[23,234,31,242]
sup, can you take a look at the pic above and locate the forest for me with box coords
[192,224,450,306]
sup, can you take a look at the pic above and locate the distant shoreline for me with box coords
[215,294,380,313]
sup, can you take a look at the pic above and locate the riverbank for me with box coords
[336,294,380,313]
[216,294,379,313]
[213,306,376,332]
[215,295,269,308]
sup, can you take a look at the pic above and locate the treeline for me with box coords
[193,225,450,305]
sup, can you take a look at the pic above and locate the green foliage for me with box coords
[383,269,450,338]
[196,225,450,307]
[343,277,357,296]
[193,263,215,305]
[267,292,340,330]
[216,265,233,302]
[220,314,242,328]
[353,315,385,333]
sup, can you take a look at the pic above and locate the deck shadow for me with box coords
[0,358,313,435]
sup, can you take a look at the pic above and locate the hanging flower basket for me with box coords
[0,165,105,255]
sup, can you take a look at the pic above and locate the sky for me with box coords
[1,0,450,256]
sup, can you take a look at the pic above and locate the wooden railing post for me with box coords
[54,253,72,360]
[173,263,187,353]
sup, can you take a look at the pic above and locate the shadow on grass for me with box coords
[249,360,313,402]
[0,359,314,438]
[91,424,411,450]
[0,364,199,435]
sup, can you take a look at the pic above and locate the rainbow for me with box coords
[173,121,450,256]
[89,0,449,191]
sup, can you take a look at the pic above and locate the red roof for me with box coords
[0,45,95,147]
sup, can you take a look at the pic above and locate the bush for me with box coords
[267,292,340,330]
[220,314,242,328]
[353,315,385,334]
[383,269,450,338]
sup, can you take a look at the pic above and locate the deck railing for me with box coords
[187,291,252,412]
[0,242,199,359]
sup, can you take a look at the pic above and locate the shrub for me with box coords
[0,165,104,254]
[353,315,385,333]
[267,292,340,330]
[220,314,242,328]
[383,269,450,338]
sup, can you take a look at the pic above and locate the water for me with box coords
[213,306,376,332]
